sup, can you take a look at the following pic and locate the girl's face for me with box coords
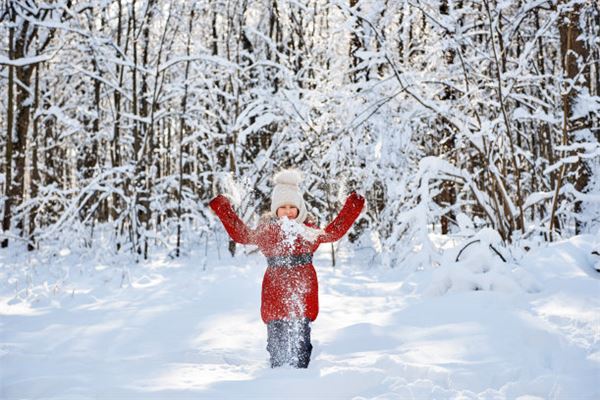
[277,204,299,219]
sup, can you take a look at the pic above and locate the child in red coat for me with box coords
[209,170,364,368]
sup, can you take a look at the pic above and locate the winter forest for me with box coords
[1,0,600,399]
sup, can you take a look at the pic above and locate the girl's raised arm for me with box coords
[318,192,365,244]
[209,195,256,245]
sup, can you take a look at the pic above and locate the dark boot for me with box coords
[266,319,312,368]
[292,318,312,368]
[267,320,291,367]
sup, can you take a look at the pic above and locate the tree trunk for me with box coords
[550,1,590,238]
[11,18,37,242]
[79,56,101,231]
[137,0,155,258]
[130,0,146,257]
[437,0,457,234]
[176,6,195,257]
[112,0,126,251]
[28,62,42,251]
[2,17,15,248]
[349,0,363,83]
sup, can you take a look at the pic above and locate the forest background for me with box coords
[1,0,599,265]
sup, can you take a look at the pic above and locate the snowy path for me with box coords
[1,237,599,399]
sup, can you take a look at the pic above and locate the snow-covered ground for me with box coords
[1,233,599,399]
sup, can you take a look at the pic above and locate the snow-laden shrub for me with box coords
[426,229,540,296]
[591,245,600,272]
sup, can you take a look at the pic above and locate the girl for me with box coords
[209,169,364,368]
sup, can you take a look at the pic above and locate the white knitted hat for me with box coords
[270,169,308,223]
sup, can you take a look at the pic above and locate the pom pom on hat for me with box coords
[273,169,303,186]
[271,169,308,223]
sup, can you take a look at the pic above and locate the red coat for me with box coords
[209,193,365,323]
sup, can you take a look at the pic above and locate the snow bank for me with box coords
[427,228,541,296]
[1,232,598,399]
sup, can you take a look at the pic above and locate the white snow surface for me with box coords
[1,233,599,399]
